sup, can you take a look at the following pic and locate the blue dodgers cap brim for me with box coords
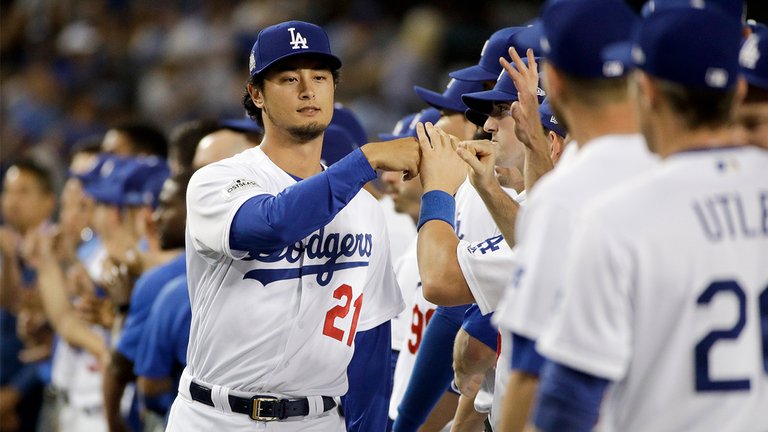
[414,78,485,113]
[414,86,466,113]
[462,89,518,115]
[449,65,501,83]
[449,27,527,82]
[249,21,342,78]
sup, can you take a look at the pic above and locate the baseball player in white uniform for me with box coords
[167,21,419,431]
[491,1,659,430]
[531,7,768,432]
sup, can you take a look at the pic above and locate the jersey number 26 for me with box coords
[695,280,768,392]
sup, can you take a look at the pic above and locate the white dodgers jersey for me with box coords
[496,134,657,340]
[184,147,403,397]
[539,146,768,432]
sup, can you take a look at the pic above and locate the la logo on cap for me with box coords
[288,27,308,50]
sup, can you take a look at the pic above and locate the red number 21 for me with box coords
[323,284,363,346]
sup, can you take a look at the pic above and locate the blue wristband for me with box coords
[417,190,456,231]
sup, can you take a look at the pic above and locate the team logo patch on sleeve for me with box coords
[222,178,258,199]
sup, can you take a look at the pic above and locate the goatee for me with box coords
[288,123,326,142]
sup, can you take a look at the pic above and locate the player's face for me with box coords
[733,102,768,149]
[484,102,526,171]
[59,178,94,241]
[436,111,477,141]
[1,167,55,234]
[256,57,335,142]
[154,178,186,250]
[381,170,422,221]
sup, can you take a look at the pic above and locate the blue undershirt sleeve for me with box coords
[229,148,377,254]
[532,361,610,432]
[342,321,392,432]
[510,332,546,375]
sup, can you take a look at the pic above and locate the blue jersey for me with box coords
[461,305,497,352]
[116,253,186,362]
[134,275,191,378]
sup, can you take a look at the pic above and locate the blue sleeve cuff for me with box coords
[533,361,610,432]
[417,190,456,231]
[510,333,546,375]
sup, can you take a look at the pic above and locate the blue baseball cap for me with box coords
[642,0,744,23]
[627,8,742,90]
[741,27,768,90]
[219,117,263,134]
[79,155,170,208]
[249,21,342,78]
[461,59,546,115]
[539,0,637,79]
[321,125,358,166]
[414,78,484,113]
[449,27,528,82]
[539,99,566,138]
[378,108,441,141]
[331,104,368,146]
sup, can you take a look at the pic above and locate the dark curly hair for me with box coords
[242,63,341,127]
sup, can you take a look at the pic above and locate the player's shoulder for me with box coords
[154,275,190,312]
[189,147,264,186]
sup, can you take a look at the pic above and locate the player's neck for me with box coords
[259,129,324,179]
[564,101,639,148]
[649,117,738,158]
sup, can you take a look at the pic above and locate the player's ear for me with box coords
[248,83,265,109]
[548,130,564,162]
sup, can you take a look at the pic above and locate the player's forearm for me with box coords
[523,137,554,193]
[474,181,520,247]
[417,221,473,306]
[450,394,487,432]
[103,351,135,431]
[229,148,377,253]
[36,260,106,357]
[499,371,540,432]
[453,330,496,377]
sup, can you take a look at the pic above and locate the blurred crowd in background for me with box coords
[0,0,552,188]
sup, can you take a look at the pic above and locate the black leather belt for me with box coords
[189,381,337,421]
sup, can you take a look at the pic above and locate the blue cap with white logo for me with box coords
[629,8,741,90]
[249,21,342,78]
[414,78,485,113]
[378,108,441,141]
[741,27,768,90]
[539,98,566,138]
[539,0,637,79]
[461,58,546,115]
[449,27,530,82]
[79,155,170,208]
